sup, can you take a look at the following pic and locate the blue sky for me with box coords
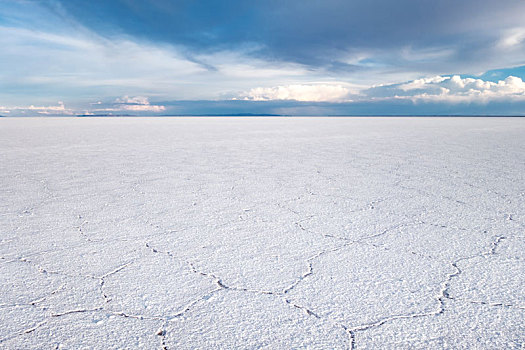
[2,0,525,116]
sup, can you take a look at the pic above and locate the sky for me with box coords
[2,0,525,116]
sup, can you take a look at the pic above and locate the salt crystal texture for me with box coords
[1,117,524,349]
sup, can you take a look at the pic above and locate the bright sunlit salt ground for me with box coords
[1,117,524,349]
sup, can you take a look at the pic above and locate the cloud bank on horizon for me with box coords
[1,0,525,116]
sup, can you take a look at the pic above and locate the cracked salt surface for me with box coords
[1,117,524,349]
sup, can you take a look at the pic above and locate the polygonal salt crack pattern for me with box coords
[1,117,524,349]
[102,253,219,319]
[165,290,350,349]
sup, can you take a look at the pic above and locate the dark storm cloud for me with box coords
[53,0,525,68]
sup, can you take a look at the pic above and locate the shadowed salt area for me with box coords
[1,117,524,349]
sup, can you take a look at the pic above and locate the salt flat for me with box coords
[0,117,524,349]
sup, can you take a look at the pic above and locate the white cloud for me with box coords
[111,95,166,112]
[399,76,451,91]
[196,49,309,79]
[499,28,525,48]
[241,84,353,102]
[115,96,150,105]
[0,22,346,105]
[0,97,166,115]
[0,102,73,115]
[400,46,455,62]
[0,25,206,102]
[119,104,166,112]
[386,75,525,103]
[240,76,525,104]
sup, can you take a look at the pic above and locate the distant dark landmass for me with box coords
[77,113,284,117]
[77,114,134,117]
[72,114,525,118]
[161,113,284,117]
